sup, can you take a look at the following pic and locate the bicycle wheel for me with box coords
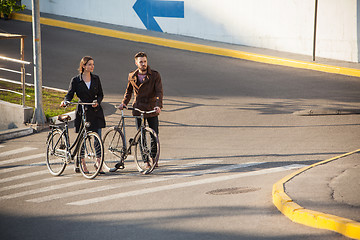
[134,127,160,174]
[78,132,104,179]
[102,127,126,171]
[46,129,67,176]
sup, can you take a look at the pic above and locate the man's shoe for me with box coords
[109,161,125,172]
[115,161,125,169]
[75,167,80,173]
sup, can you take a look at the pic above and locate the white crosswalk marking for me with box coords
[0,169,49,183]
[0,161,44,174]
[68,164,306,206]
[0,147,37,158]
[27,162,263,203]
[0,145,308,207]
[0,176,64,192]
[0,179,91,200]
[0,153,45,166]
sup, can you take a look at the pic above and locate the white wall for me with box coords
[22,0,360,62]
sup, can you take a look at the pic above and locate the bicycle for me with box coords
[102,106,160,174]
[46,101,104,179]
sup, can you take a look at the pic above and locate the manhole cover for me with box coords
[206,187,261,195]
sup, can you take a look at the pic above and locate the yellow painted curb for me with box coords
[12,13,360,78]
[272,149,360,239]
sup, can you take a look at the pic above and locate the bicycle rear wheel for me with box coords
[134,127,160,174]
[78,132,104,179]
[102,127,126,171]
[46,129,67,176]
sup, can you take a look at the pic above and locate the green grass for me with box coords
[0,80,78,120]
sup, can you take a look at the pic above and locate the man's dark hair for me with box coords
[134,52,147,59]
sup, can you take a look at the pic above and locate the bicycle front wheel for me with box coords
[78,132,104,179]
[134,127,160,174]
[46,129,67,176]
[102,127,126,171]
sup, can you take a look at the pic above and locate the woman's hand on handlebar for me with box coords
[92,100,98,108]
[60,101,68,107]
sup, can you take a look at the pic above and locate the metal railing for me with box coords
[0,33,32,107]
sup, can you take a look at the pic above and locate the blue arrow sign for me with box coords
[133,0,184,32]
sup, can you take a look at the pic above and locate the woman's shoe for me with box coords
[94,163,105,174]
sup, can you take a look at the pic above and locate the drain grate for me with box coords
[206,187,261,195]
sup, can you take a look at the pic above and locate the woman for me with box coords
[60,56,106,174]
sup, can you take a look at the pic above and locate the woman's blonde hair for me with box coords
[78,56,94,74]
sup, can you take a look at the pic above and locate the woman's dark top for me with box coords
[64,73,106,132]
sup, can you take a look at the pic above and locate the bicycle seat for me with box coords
[58,114,71,122]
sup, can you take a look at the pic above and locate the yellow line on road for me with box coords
[272,149,360,239]
[12,13,360,78]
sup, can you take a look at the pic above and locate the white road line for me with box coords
[0,161,44,174]
[0,169,49,184]
[5,160,225,202]
[68,164,307,206]
[28,162,263,203]
[0,147,37,158]
[0,179,92,200]
[157,159,222,172]
[0,153,45,166]
[0,176,65,192]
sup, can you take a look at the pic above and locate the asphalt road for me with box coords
[1,18,360,240]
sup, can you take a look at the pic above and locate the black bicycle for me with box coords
[46,102,104,179]
[102,106,160,174]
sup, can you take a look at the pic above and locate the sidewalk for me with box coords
[273,151,360,239]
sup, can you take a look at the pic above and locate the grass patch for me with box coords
[0,80,78,120]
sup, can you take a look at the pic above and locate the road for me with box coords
[1,18,360,240]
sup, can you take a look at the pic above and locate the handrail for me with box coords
[0,67,31,76]
[0,35,30,108]
[0,88,30,97]
[0,55,31,65]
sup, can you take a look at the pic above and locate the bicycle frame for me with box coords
[113,107,155,160]
[103,106,159,174]
[49,103,91,162]
[116,109,143,150]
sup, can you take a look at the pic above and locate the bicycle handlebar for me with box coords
[114,105,156,114]
[63,101,97,106]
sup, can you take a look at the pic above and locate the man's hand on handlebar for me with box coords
[154,106,161,114]
[117,103,127,110]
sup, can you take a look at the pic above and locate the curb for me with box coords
[0,127,34,142]
[11,13,360,78]
[272,149,360,239]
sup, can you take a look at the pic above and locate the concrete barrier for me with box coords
[0,100,33,130]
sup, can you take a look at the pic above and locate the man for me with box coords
[114,52,163,170]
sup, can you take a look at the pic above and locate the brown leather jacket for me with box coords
[122,66,163,118]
